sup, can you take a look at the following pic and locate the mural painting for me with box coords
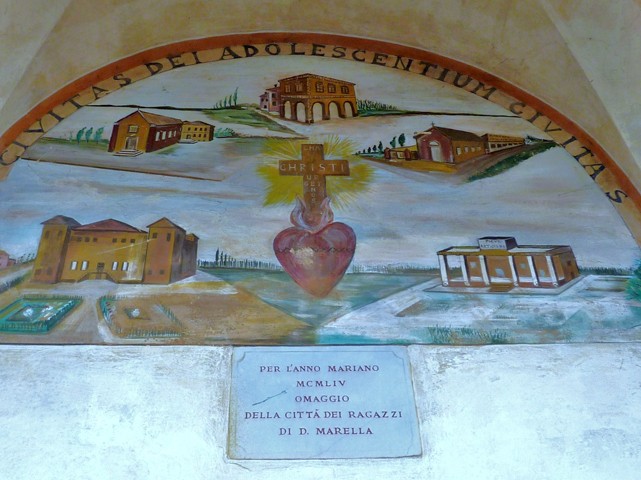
[1,48,641,346]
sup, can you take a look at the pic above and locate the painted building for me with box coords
[482,133,526,153]
[437,237,579,290]
[180,121,214,142]
[33,216,198,284]
[276,73,358,123]
[414,126,486,163]
[108,110,183,155]
[384,146,419,161]
[0,250,16,270]
[259,86,280,114]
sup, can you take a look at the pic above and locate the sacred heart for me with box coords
[274,222,356,298]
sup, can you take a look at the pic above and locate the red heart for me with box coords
[274,222,356,297]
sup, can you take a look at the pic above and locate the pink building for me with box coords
[0,250,16,269]
[259,86,280,114]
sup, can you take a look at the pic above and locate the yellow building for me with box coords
[437,237,580,290]
[33,216,198,284]
[180,121,214,142]
[481,133,525,153]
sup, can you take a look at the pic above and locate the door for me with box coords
[429,141,443,162]
[125,136,138,150]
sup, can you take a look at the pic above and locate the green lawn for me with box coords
[203,107,299,135]
[467,142,557,182]
[38,137,109,151]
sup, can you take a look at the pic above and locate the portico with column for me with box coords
[437,237,579,290]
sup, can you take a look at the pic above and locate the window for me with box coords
[156,132,160,141]
[285,84,291,93]
[130,239,135,244]
[84,237,90,242]
[315,82,324,93]
[112,261,118,271]
[70,261,78,271]
[166,233,172,241]
[341,86,349,94]
[128,125,139,133]
[328,83,336,93]
[456,147,462,155]
[112,238,117,243]
[159,269,165,275]
[162,131,166,140]
[121,238,126,243]
[81,261,88,271]
[75,237,82,242]
[295,83,303,92]
[152,233,158,239]
[44,231,50,239]
[93,237,97,242]
[147,269,153,275]
[122,262,129,271]
[464,147,469,153]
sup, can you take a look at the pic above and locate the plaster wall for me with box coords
[0,344,639,479]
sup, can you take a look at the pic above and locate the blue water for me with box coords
[205,268,434,326]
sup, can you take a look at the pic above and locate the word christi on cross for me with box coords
[278,144,350,221]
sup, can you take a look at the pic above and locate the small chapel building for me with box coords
[414,126,486,163]
[437,236,580,290]
[33,215,198,284]
[108,110,183,155]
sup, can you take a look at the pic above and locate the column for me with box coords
[460,255,470,286]
[438,254,449,286]
[546,255,559,287]
[526,256,539,286]
[478,255,490,286]
[507,255,519,286]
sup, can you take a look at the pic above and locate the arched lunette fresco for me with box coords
[1,33,641,242]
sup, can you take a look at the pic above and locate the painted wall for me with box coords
[0,0,640,191]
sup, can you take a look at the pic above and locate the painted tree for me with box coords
[390,136,397,148]
[76,127,86,144]
[399,133,406,147]
[93,127,104,142]
[84,127,94,143]
[377,141,383,152]
[233,87,238,106]
[627,262,641,300]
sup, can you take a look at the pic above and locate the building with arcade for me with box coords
[262,73,358,124]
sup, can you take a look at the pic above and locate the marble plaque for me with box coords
[227,346,422,459]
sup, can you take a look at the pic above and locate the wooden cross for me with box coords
[278,144,350,215]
